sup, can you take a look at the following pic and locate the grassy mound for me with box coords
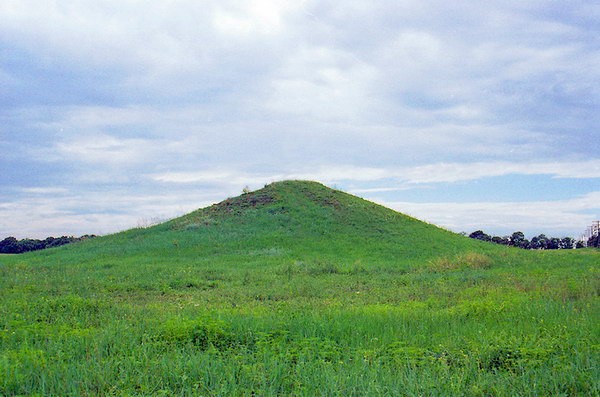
[1,181,598,395]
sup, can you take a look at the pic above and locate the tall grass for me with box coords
[1,181,598,395]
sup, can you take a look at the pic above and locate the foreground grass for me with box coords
[1,182,598,395]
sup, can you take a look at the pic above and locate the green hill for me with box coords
[1,180,598,396]
[66,180,492,267]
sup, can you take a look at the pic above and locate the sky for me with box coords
[1,0,599,240]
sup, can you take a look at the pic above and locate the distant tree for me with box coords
[469,230,491,242]
[0,237,20,253]
[469,230,579,250]
[491,235,508,245]
[0,235,96,254]
[547,237,561,250]
[47,236,72,248]
[509,232,529,249]
[559,237,575,249]
[19,238,44,252]
[530,234,548,250]
[539,234,549,249]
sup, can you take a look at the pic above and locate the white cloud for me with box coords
[56,106,153,128]
[20,187,69,195]
[0,1,207,69]
[0,189,222,239]
[348,187,414,194]
[264,46,379,122]
[147,159,600,189]
[149,170,261,185]
[213,0,299,37]
[55,134,162,165]
[399,160,600,184]
[381,191,600,237]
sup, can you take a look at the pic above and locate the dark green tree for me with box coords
[547,237,561,250]
[469,230,491,242]
[491,235,509,245]
[530,234,548,249]
[559,237,574,249]
[0,237,20,253]
[510,232,529,248]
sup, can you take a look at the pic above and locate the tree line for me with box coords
[0,235,96,254]
[468,230,581,249]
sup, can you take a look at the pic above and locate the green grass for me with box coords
[1,181,598,396]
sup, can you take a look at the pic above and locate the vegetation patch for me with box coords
[155,318,237,351]
[0,181,598,396]
[427,252,493,272]
[209,190,276,215]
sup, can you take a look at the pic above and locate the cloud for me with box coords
[395,160,600,184]
[149,160,600,187]
[20,187,69,195]
[148,165,393,187]
[3,1,597,145]
[381,191,600,237]
[0,188,222,239]
[265,46,380,122]
[150,171,258,185]
[55,134,161,165]
[213,0,301,37]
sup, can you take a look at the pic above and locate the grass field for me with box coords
[1,181,598,396]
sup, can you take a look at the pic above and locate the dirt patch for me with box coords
[208,191,276,215]
[304,190,342,210]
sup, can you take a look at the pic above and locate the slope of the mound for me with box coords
[67,180,488,267]
[15,180,499,270]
